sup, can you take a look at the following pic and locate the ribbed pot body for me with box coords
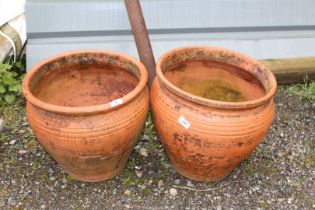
[151,46,277,181]
[27,90,148,182]
[23,50,149,182]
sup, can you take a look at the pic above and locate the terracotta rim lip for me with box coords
[156,46,277,109]
[22,49,148,115]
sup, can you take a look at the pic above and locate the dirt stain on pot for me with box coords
[33,64,139,107]
[164,60,265,102]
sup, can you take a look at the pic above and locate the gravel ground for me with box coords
[0,86,314,209]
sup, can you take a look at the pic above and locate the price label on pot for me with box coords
[109,98,124,107]
[177,116,191,129]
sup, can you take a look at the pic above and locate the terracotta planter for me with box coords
[151,46,277,181]
[23,50,149,182]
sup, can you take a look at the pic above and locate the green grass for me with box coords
[244,162,255,177]
[26,136,39,150]
[121,161,137,187]
[207,182,215,188]
[66,175,75,183]
[142,112,160,153]
[244,158,279,177]
[32,159,39,170]
[305,153,315,167]
[0,97,25,128]
[0,133,7,143]
[3,156,18,166]
[286,75,315,101]
[139,187,151,196]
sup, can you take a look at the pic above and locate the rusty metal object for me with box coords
[124,0,156,86]
[23,50,149,182]
[150,46,277,181]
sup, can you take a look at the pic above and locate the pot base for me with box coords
[169,158,234,182]
[68,166,124,182]
[174,168,230,182]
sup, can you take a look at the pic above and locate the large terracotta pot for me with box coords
[23,50,149,182]
[151,46,277,181]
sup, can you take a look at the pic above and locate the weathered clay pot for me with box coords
[151,46,277,181]
[23,50,149,182]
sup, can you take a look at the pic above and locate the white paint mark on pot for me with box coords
[109,98,123,107]
[177,116,191,129]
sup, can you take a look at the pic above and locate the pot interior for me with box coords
[29,53,140,107]
[162,49,269,103]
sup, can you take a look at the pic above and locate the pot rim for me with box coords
[22,49,148,115]
[156,46,277,109]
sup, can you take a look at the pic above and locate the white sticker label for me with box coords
[109,98,123,107]
[177,116,191,129]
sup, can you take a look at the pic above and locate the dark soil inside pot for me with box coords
[164,60,265,102]
[33,64,139,107]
